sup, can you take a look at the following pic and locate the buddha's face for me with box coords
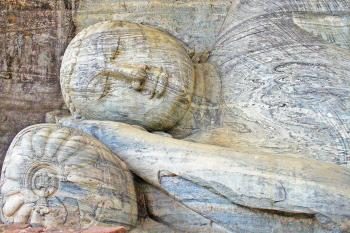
[61,21,194,130]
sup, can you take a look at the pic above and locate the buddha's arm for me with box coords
[59,118,350,230]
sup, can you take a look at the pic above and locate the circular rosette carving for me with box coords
[0,124,138,229]
[27,164,59,198]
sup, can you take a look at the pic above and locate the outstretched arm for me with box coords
[59,118,350,230]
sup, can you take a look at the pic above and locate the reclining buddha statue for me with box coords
[1,1,350,232]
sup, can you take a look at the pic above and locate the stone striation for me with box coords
[75,0,232,52]
[0,223,126,233]
[59,118,350,232]
[210,0,350,166]
[0,124,137,229]
[0,0,231,169]
[0,0,77,168]
[2,1,350,232]
[60,21,195,131]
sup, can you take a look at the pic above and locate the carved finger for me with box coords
[30,208,43,227]
[14,204,32,223]
[3,194,24,217]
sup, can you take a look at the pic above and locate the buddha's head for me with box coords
[60,21,194,131]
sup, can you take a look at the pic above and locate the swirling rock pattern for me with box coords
[0,124,138,229]
[210,0,350,166]
[60,119,350,232]
[74,0,231,52]
[3,1,350,232]
[60,21,194,131]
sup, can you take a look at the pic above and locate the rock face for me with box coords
[0,124,137,229]
[0,0,77,168]
[74,0,232,52]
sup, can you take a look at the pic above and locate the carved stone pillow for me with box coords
[0,124,138,229]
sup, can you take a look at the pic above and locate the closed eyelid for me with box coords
[99,70,141,82]
[99,64,147,82]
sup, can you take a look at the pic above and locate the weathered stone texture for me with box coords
[75,0,232,52]
[0,0,231,170]
[0,223,126,233]
[2,1,350,232]
[0,124,138,229]
[0,1,76,167]
[210,0,350,166]
[59,119,350,232]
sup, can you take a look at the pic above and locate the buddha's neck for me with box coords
[169,63,222,138]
